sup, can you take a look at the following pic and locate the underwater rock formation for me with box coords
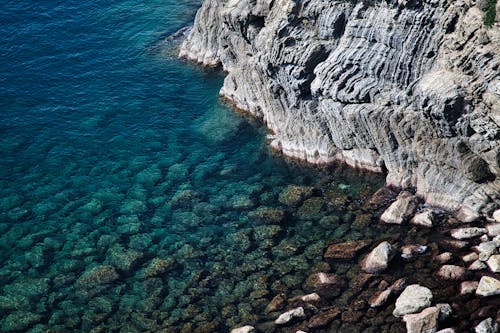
[179,0,500,216]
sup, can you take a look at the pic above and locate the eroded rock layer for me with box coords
[179,0,500,215]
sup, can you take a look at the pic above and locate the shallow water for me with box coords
[1,1,498,332]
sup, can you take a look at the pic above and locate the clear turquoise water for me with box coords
[0,1,397,332]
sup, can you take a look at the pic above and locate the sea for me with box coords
[1,1,492,332]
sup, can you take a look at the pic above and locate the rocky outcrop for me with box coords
[180,0,500,215]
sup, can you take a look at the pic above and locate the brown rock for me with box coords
[460,281,479,295]
[304,272,344,295]
[265,294,286,313]
[307,308,341,328]
[365,187,398,210]
[403,307,439,333]
[441,239,469,250]
[324,240,372,260]
[369,289,392,307]
[435,252,453,264]
[390,278,408,293]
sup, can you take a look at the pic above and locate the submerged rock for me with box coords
[324,240,372,260]
[265,294,286,313]
[304,272,344,296]
[77,265,119,288]
[278,185,314,207]
[393,284,433,317]
[307,307,341,328]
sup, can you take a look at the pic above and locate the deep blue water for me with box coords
[0,1,388,331]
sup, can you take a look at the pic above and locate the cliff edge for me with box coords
[179,0,500,218]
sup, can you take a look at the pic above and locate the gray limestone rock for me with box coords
[180,0,500,215]
[393,284,433,317]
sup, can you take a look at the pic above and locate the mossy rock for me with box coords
[278,185,314,206]
[297,197,325,220]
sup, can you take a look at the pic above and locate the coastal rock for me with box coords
[476,276,500,296]
[393,284,433,317]
[274,307,306,325]
[324,240,371,260]
[469,260,488,271]
[436,303,452,321]
[380,192,420,224]
[475,318,499,333]
[411,209,436,227]
[435,252,453,264]
[231,326,255,333]
[361,241,395,273]
[401,244,428,260]
[450,228,487,240]
[180,0,500,215]
[436,265,466,280]
[486,223,500,237]
[493,210,500,223]
[486,255,500,272]
[460,281,479,295]
[476,241,498,261]
[462,252,479,263]
[403,306,439,333]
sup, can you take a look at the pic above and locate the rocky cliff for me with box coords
[179,0,500,218]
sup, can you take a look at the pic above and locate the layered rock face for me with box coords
[179,0,500,215]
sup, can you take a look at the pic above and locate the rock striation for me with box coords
[180,0,500,216]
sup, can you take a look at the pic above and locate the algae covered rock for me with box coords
[77,265,119,288]
[248,207,286,224]
[278,185,314,207]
